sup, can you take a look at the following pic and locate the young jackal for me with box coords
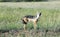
[22,12,41,30]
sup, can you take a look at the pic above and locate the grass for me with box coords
[0,2,60,37]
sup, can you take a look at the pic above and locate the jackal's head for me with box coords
[37,11,41,16]
[36,11,41,18]
[39,13,41,16]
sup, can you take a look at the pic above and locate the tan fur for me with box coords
[23,17,28,22]
[22,13,41,30]
[23,17,28,30]
[23,18,37,30]
[33,21,37,29]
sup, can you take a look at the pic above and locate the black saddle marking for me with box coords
[24,15,35,19]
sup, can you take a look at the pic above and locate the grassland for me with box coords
[0,2,60,37]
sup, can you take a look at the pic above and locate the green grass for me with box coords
[0,2,60,37]
[0,6,60,31]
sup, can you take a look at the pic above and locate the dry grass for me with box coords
[0,29,60,37]
[0,2,60,9]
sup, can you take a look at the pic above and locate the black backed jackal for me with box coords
[21,12,41,30]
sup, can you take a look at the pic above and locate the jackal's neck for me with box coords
[35,13,40,19]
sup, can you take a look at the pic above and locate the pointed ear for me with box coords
[39,13,41,16]
[36,11,41,16]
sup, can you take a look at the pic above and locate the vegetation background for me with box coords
[0,0,60,37]
[0,0,60,2]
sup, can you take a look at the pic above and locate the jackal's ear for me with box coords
[36,11,41,16]
[39,13,41,16]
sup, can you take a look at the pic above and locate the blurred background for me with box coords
[0,0,60,37]
[0,0,60,2]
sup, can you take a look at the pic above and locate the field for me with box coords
[0,2,60,37]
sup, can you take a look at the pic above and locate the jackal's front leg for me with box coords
[33,21,37,29]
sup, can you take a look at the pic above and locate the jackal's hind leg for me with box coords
[23,24,27,30]
[23,24,25,30]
